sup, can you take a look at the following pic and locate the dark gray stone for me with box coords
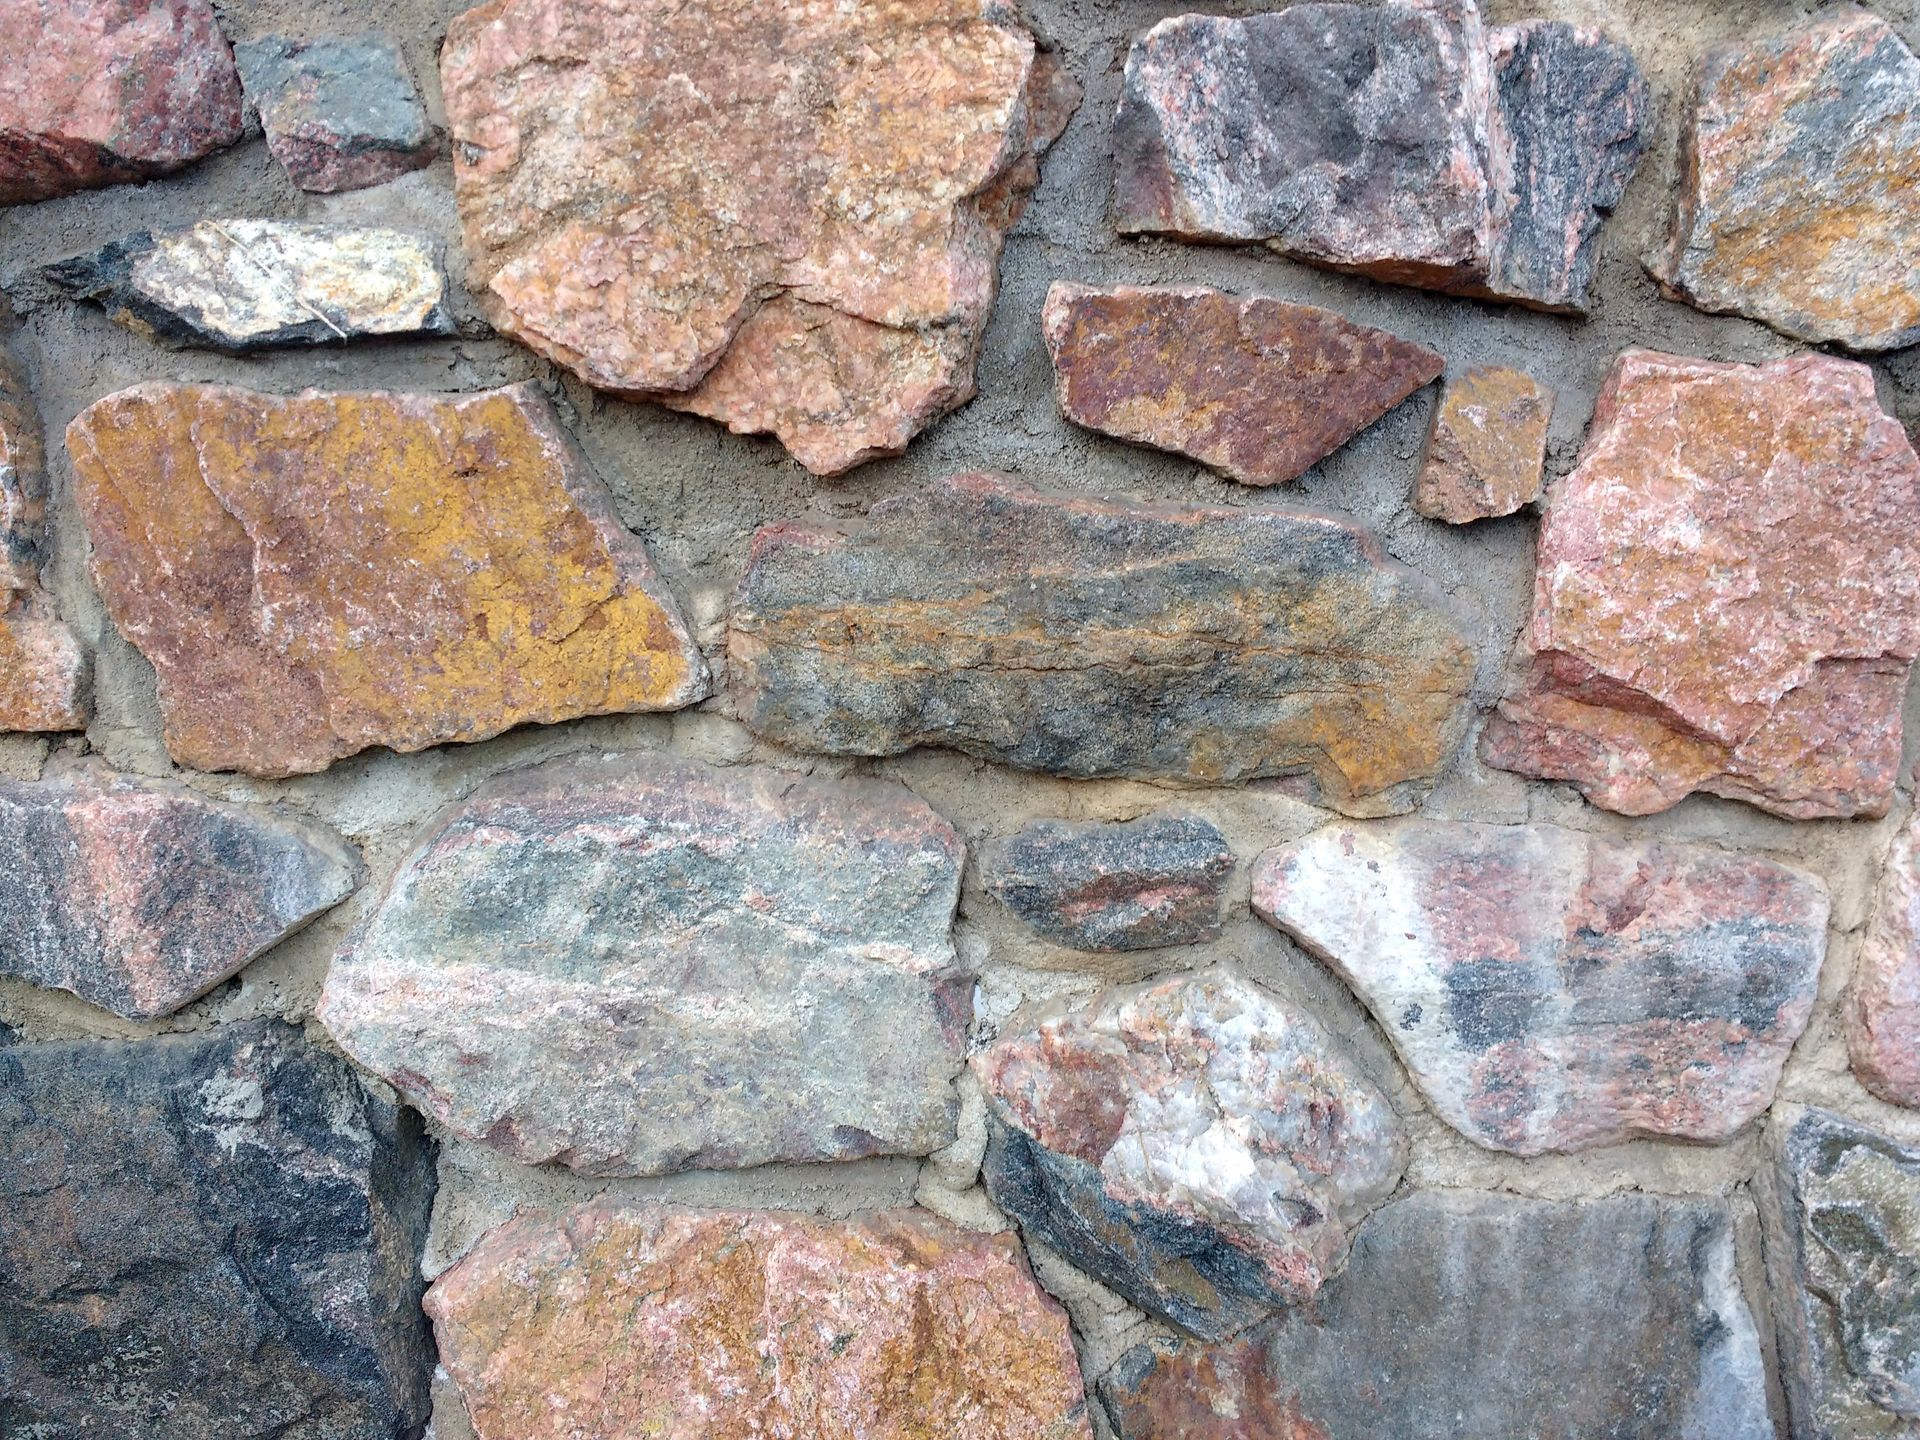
[235,33,437,193]
[0,1020,437,1440]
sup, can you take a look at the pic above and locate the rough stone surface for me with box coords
[1042,282,1441,487]
[441,0,1077,475]
[1852,808,1920,1110]
[46,220,455,352]
[728,472,1475,815]
[0,1021,438,1440]
[1253,820,1828,1155]
[1654,9,1920,352]
[1112,2,1647,313]
[1763,1108,1920,1438]
[0,0,244,206]
[976,969,1406,1340]
[1414,365,1552,523]
[319,754,967,1176]
[0,765,359,1020]
[67,381,708,778]
[982,811,1235,953]
[426,1203,1093,1440]
[1482,348,1920,819]
[236,33,437,194]
[0,341,84,731]
[1099,1191,1771,1440]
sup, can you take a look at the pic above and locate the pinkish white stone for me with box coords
[1850,806,1920,1110]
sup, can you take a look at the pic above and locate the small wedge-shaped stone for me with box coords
[1253,820,1827,1155]
[729,473,1474,815]
[429,1204,1091,1440]
[1414,365,1552,522]
[1852,808,1920,1110]
[319,755,967,1176]
[977,969,1405,1340]
[0,339,84,731]
[47,221,454,352]
[1654,9,1920,352]
[67,382,707,778]
[1483,349,1920,819]
[0,765,358,1020]
[1043,284,1441,486]
[235,34,437,194]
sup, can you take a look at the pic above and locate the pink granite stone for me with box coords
[1850,806,1920,1110]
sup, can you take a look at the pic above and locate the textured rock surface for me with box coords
[1113,2,1647,313]
[983,812,1234,953]
[0,0,244,206]
[426,1203,1092,1440]
[1483,349,1920,819]
[729,472,1475,814]
[0,766,359,1020]
[1414,365,1552,522]
[976,969,1405,1340]
[1654,9,1920,352]
[1763,1108,1920,1438]
[1042,282,1441,486]
[47,220,454,352]
[67,381,707,778]
[1099,1191,1771,1440]
[0,1021,438,1440]
[0,342,84,731]
[319,755,967,1176]
[1253,820,1827,1155]
[1852,808,1920,1110]
[236,33,436,193]
[441,0,1076,475]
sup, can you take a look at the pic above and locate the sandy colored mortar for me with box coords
[3,2,1919,1437]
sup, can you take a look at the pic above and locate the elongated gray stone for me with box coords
[317,754,968,1176]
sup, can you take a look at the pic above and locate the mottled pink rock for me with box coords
[1850,806,1920,1109]
[1482,348,1920,819]
[426,1204,1093,1440]
[1253,819,1828,1155]
[0,0,244,206]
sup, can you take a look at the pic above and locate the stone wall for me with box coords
[3,0,1919,1436]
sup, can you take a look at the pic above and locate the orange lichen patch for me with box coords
[66,382,706,778]
[1414,365,1552,522]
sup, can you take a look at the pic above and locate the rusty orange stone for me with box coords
[66,382,707,778]
[0,342,85,733]
[1413,365,1552,522]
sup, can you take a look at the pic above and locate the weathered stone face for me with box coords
[1763,1108,1920,1438]
[976,969,1406,1340]
[1482,349,1920,819]
[0,0,244,206]
[1414,365,1552,523]
[1852,808,1920,1110]
[1253,820,1828,1155]
[982,812,1234,953]
[0,1021,438,1440]
[1654,10,1920,352]
[0,341,85,732]
[1099,1191,1772,1440]
[1113,2,1646,313]
[46,221,454,352]
[1041,282,1441,487]
[235,33,437,194]
[728,473,1475,815]
[426,1204,1093,1440]
[440,0,1076,475]
[0,766,359,1020]
[66,381,707,778]
[319,754,967,1176]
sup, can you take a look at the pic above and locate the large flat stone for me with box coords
[67,381,707,778]
[0,1021,438,1439]
[977,968,1405,1340]
[1654,9,1920,352]
[0,765,358,1020]
[426,1203,1092,1440]
[1253,820,1827,1155]
[728,472,1475,815]
[441,0,1076,475]
[318,755,967,1176]
[1852,808,1920,1110]
[1099,1191,1771,1439]
[1762,1108,1920,1438]
[0,342,84,732]
[235,33,437,194]
[1482,348,1920,819]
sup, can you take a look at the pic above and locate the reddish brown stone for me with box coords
[0,339,84,732]
[0,0,244,206]
[1850,805,1920,1110]
[1483,348,1920,819]
[1414,365,1552,522]
[426,1204,1093,1440]
[1042,283,1442,486]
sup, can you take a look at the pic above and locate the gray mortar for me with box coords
[4,2,1920,1436]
